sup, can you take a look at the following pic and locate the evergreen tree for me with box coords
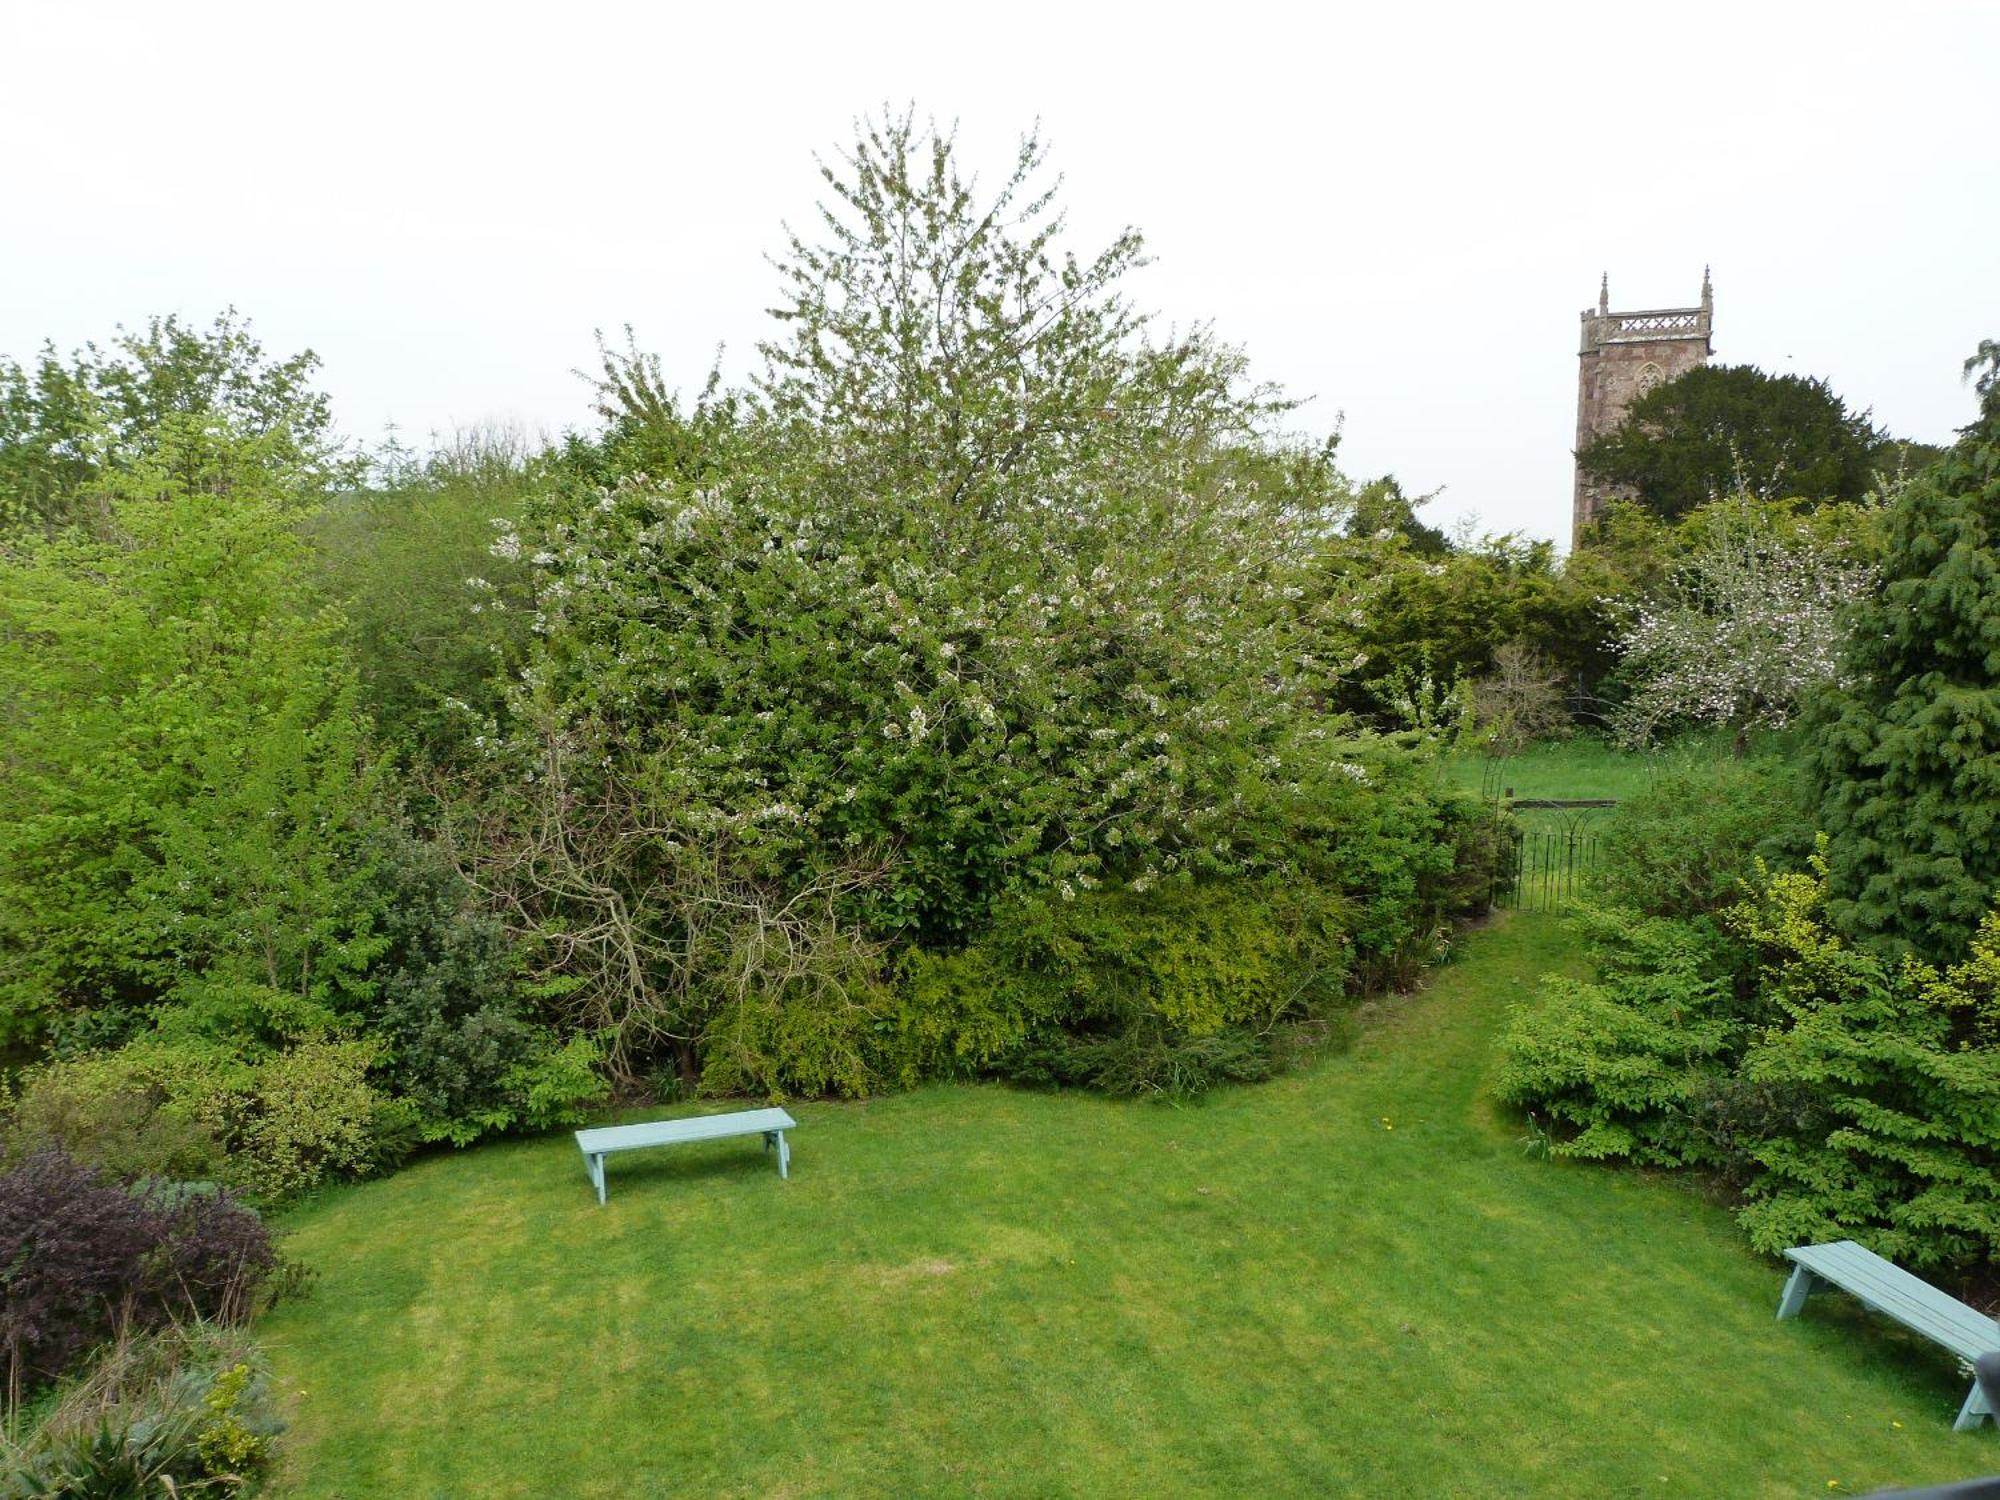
[1808,343,2000,960]
[1579,364,1883,520]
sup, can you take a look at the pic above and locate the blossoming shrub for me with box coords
[1611,499,1875,747]
[445,119,1510,1099]
[479,447,1508,1095]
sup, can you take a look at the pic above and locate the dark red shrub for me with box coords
[0,1150,276,1392]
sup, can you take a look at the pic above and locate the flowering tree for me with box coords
[1613,500,1875,749]
[460,115,1453,1092]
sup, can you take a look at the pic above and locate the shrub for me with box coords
[1,1075,224,1185]
[1499,856,2000,1274]
[9,1037,388,1201]
[1494,907,1746,1164]
[1727,864,2000,1268]
[896,878,1351,1097]
[0,1322,284,1497]
[1597,758,1805,918]
[230,1041,384,1200]
[0,1151,277,1394]
[346,828,601,1147]
[1807,351,2000,963]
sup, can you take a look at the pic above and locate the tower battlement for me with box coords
[1573,271,1713,546]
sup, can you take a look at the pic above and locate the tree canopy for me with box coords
[0,310,351,537]
[1578,363,1886,521]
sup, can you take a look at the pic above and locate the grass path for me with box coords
[262,916,1992,1497]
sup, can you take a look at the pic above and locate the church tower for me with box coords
[1573,270,1713,546]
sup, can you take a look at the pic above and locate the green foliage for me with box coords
[0,385,585,1163]
[1343,473,1448,555]
[1,1072,225,1186]
[1495,908,1745,1164]
[344,827,601,1146]
[1500,854,2000,1273]
[1727,865,2000,1267]
[895,874,1353,1097]
[0,1324,284,1497]
[1309,532,1618,721]
[0,413,382,1050]
[308,429,538,760]
[227,1040,384,1200]
[11,1037,386,1200]
[1577,363,1885,521]
[1598,758,1805,918]
[1807,354,2000,962]
[0,114,1586,1216]
[457,115,1486,1100]
[0,309,352,537]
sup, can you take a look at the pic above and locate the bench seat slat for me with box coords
[1785,1241,2000,1362]
[576,1107,798,1155]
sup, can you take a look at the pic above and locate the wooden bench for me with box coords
[1778,1239,2000,1430]
[574,1108,797,1205]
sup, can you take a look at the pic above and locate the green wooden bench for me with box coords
[574,1108,797,1205]
[1778,1239,2000,1430]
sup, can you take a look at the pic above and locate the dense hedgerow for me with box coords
[448,117,1502,1096]
[0,116,1519,1191]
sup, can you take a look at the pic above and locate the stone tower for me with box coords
[1572,270,1713,545]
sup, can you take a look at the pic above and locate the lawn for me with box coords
[1441,730,1803,850]
[259,915,1993,1497]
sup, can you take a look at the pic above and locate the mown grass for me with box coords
[260,916,1992,1497]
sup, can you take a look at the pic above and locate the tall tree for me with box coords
[1807,343,2000,961]
[1579,364,1884,521]
[0,310,350,536]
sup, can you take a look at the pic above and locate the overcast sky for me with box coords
[5,0,1995,544]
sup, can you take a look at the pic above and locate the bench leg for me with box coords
[587,1152,607,1206]
[1777,1265,1820,1320]
[1955,1376,1994,1432]
[776,1131,790,1180]
[763,1130,775,1153]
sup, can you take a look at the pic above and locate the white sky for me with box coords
[4,0,1996,545]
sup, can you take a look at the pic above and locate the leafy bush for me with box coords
[1,1075,224,1186]
[0,1151,277,1393]
[1307,531,1621,725]
[452,117,1502,1105]
[1597,758,1805,918]
[1727,864,2000,1268]
[895,877,1350,1097]
[0,1323,284,1497]
[1494,907,1745,1163]
[8,1039,384,1201]
[347,828,603,1146]
[1499,854,2000,1273]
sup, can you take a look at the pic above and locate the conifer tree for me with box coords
[1808,343,2000,960]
